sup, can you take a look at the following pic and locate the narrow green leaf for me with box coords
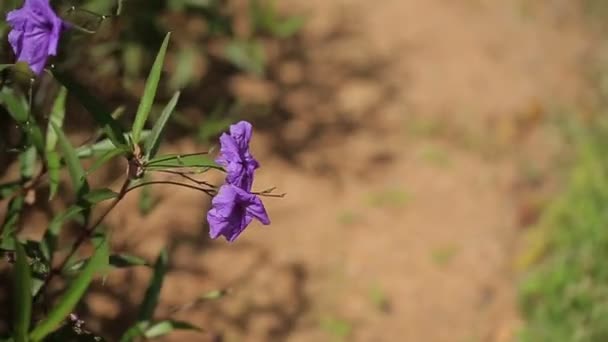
[0,89,44,153]
[0,88,28,123]
[45,87,67,201]
[138,249,168,322]
[131,33,171,144]
[46,87,67,152]
[110,254,150,268]
[46,151,61,200]
[119,322,149,342]
[200,289,228,300]
[144,320,201,338]
[0,64,13,72]
[13,241,32,342]
[144,91,180,160]
[19,147,37,181]
[0,182,21,201]
[145,154,221,170]
[53,72,127,148]
[85,149,124,176]
[76,131,150,158]
[65,253,150,275]
[82,188,118,204]
[0,196,25,250]
[51,122,89,198]
[29,236,109,342]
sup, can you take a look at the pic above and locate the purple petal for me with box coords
[216,121,260,191]
[246,195,270,225]
[207,184,270,242]
[48,16,64,55]
[229,121,253,149]
[8,29,24,56]
[5,0,67,75]
[6,9,28,28]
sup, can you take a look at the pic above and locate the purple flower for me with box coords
[216,121,260,191]
[207,184,270,242]
[6,0,69,75]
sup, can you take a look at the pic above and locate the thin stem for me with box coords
[254,192,286,198]
[150,169,217,188]
[126,180,216,197]
[144,151,210,165]
[38,176,131,295]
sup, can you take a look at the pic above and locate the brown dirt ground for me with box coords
[4,0,597,341]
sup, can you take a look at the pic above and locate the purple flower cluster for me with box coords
[207,121,270,242]
[6,0,69,75]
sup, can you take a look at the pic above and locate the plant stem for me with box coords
[39,176,131,296]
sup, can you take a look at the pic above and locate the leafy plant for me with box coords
[0,1,284,340]
[519,117,608,341]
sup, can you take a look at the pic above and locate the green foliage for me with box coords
[53,72,128,150]
[224,39,266,76]
[13,241,33,342]
[519,118,608,341]
[30,236,109,342]
[52,122,90,198]
[320,316,352,341]
[138,249,168,322]
[132,33,171,145]
[0,0,292,339]
[144,91,180,160]
[251,0,305,38]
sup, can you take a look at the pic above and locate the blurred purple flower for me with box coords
[6,0,69,75]
[207,184,270,242]
[216,121,260,191]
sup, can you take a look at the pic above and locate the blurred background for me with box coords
[4,0,608,341]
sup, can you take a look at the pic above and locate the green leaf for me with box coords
[19,146,37,181]
[51,122,89,198]
[144,320,201,339]
[53,72,127,149]
[0,196,25,250]
[85,149,125,176]
[13,241,32,342]
[29,236,109,342]
[0,89,44,153]
[46,151,61,200]
[119,322,149,342]
[0,64,13,72]
[0,88,28,123]
[131,33,171,145]
[75,131,149,158]
[65,253,150,275]
[145,154,221,170]
[138,249,168,322]
[200,289,228,301]
[144,91,180,160]
[0,182,20,201]
[46,87,67,152]
[82,188,118,204]
[274,16,305,38]
[110,254,150,268]
[45,88,67,200]
[224,39,265,76]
